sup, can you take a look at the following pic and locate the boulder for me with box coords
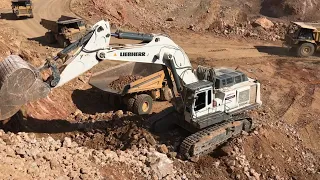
[149,152,173,179]
[252,17,274,29]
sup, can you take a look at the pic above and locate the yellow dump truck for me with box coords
[40,16,87,48]
[284,22,320,57]
[11,0,33,18]
[89,62,174,115]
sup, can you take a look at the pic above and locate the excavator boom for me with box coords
[0,20,198,120]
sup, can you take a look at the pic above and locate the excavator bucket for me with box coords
[0,55,51,120]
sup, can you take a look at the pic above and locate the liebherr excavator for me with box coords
[0,20,262,158]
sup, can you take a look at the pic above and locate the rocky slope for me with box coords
[261,0,320,20]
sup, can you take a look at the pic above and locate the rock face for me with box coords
[261,0,320,20]
[252,17,274,29]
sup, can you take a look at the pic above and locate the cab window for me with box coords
[207,90,212,106]
[194,92,206,111]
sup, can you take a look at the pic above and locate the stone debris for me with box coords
[149,152,174,179]
[109,75,144,91]
[0,130,181,179]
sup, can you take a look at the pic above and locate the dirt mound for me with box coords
[109,75,143,91]
[71,0,320,41]
[70,0,292,42]
[71,0,262,31]
[67,111,153,150]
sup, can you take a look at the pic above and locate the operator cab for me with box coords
[182,68,258,130]
[184,81,213,116]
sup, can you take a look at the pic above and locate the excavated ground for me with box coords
[0,0,320,179]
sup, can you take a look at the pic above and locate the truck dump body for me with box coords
[41,16,87,47]
[89,62,164,95]
[292,22,320,31]
[40,16,84,34]
[40,19,59,33]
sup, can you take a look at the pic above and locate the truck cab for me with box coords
[11,0,33,18]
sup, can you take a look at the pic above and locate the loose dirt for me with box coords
[109,75,143,91]
[0,0,10,9]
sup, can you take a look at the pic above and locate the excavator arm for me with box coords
[0,20,198,120]
[54,20,198,88]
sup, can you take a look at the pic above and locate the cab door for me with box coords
[193,88,213,119]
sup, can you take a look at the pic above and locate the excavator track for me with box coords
[179,113,252,158]
[0,55,51,120]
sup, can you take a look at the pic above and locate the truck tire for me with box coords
[57,35,69,48]
[297,43,315,57]
[29,11,33,18]
[45,32,56,44]
[127,97,135,112]
[133,94,153,115]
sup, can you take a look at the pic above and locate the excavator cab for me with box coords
[179,68,261,132]
[183,81,213,122]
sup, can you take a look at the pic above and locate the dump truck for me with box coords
[89,62,174,115]
[40,16,87,48]
[284,22,320,57]
[11,0,33,18]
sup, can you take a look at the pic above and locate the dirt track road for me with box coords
[1,0,76,38]
[0,0,275,60]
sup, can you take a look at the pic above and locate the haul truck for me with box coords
[11,0,33,18]
[89,62,174,115]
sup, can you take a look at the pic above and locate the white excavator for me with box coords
[0,20,262,158]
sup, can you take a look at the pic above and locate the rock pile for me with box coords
[0,129,186,179]
[207,17,286,41]
[225,141,261,180]
[109,75,144,91]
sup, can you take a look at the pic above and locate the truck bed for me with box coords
[89,62,164,95]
